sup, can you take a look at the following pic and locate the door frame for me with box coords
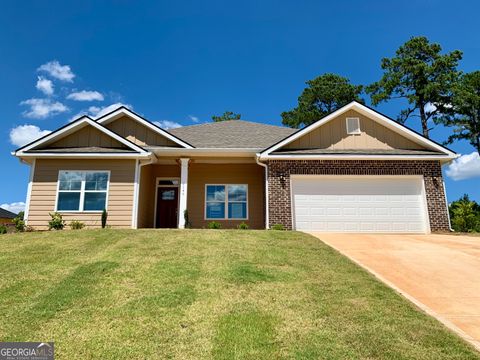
[153,177,180,228]
[289,174,430,233]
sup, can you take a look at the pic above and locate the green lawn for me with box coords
[0,229,478,359]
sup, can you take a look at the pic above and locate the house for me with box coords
[0,207,17,225]
[12,101,457,233]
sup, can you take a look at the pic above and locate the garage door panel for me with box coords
[292,176,427,233]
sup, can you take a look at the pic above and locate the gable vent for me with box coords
[346,117,361,134]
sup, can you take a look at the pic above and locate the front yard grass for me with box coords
[0,229,478,359]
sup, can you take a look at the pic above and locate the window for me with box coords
[346,117,361,134]
[57,171,109,212]
[158,179,179,186]
[205,184,248,220]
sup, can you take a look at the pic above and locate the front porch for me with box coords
[134,160,266,229]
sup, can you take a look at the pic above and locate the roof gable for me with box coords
[260,102,457,158]
[283,109,425,151]
[14,117,148,156]
[104,115,182,147]
[96,107,194,148]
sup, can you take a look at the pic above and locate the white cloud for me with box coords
[188,115,199,123]
[89,103,131,119]
[154,120,182,129]
[36,76,54,95]
[20,98,68,119]
[424,102,436,114]
[446,152,480,180]
[67,90,104,101]
[0,202,25,214]
[68,103,131,122]
[9,124,51,147]
[38,60,75,82]
[68,112,88,122]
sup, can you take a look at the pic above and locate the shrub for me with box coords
[207,221,222,229]
[48,212,65,230]
[12,211,25,232]
[449,194,480,232]
[184,210,191,228]
[101,209,108,229]
[237,222,249,230]
[69,220,85,230]
[0,224,7,234]
[270,224,285,231]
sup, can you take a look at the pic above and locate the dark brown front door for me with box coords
[156,187,178,228]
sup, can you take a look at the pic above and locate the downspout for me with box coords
[442,179,453,232]
[132,154,157,229]
[441,159,455,232]
[255,154,269,229]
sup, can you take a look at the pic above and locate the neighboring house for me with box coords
[12,102,457,233]
[0,207,17,224]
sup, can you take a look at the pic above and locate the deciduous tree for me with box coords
[212,111,241,122]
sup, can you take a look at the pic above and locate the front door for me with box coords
[156,187,178,228]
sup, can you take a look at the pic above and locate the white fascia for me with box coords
[259,154,456,162]
[260,101,458,158]
[14,152,152,159]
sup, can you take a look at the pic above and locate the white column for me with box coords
[178,158,189,228]
[23,159,36,225]
[131,159,140,229]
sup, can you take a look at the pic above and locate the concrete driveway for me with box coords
[308,233,480,350]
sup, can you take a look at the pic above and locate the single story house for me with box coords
[13,101,457,233]
[0,207,17,225]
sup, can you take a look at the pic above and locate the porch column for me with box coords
[178,158,189,228]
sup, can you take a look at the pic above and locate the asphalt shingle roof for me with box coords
[169,120,296,149]
[0,207,17,218]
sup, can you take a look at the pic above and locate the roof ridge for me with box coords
[171,119,294,131]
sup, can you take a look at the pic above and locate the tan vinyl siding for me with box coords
[187,163,265,229]
[28,159,136,229]
[46,125,128,149]
[105,116,181,147]
[284,110,424,150]
[137,164,180,228]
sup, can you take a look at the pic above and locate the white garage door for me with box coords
[291,176,428,233]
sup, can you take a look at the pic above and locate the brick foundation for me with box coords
[267,160,450,232]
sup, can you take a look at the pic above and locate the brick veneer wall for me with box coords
[267,160,450,232]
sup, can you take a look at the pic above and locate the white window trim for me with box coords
[204,184,249,220]
[55,170,110,213]
[153,177,180,228]
[346,117,361,135]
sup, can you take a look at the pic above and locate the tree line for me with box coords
[213,36,479,155]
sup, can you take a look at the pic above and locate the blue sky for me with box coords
[1,0,479,213]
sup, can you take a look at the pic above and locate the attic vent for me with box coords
[346,117,361,134]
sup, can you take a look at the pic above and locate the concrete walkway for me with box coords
[308,233,480,351]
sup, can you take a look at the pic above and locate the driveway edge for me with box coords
[313,234,480,353]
